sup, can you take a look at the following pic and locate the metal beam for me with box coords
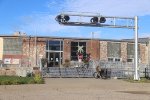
[60,22,134,29]
[134,16,139,80]
[61,11,134,19]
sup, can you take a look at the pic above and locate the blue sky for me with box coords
[0,0,150,39]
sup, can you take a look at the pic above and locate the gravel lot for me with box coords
[0,78,150,100]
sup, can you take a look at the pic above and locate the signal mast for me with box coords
[55,12,139,80]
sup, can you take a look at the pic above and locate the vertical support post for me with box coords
[134,16,140,80]
[39,58,42,71]
[35,36,37,66]
[90,32,94,59]
[28,36,31,67]
[59,40,61,67]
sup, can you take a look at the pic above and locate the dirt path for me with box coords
[0,78,150,100]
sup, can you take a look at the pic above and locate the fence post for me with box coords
[145,68,147,78]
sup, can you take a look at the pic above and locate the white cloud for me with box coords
[139,33,150,38]
[20,0,150,38]
[20,14,80,36]
[63,0,150,16]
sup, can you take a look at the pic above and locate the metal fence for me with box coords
[42,67,95,78]
[42,60,150,79]
[145,65,150,79]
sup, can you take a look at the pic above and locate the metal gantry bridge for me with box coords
[55,11,139,80]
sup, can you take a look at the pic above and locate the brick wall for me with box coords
[121,42,127,62]
[87,40,100,60]
[63,39,71,62]
[140,44,147,64]
[22,38,46,67]
[100,41,107,61]
[148,40,150,65]
[21,37,149,66]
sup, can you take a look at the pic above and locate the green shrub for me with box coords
[124,77,150,83]
[33,73,44,84]
[1,80,12,85]
[0,75,44,85]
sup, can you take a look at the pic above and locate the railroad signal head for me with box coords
[64,15,70,22]
[55,15,70,23]
[90,17,98,23]
[55,15,62,22]
[99,17,106,23]
[90,17,106,23]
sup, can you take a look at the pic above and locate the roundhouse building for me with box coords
[0,33,149,68]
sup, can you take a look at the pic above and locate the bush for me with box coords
[33,73,44,84]
[0,75,44,85]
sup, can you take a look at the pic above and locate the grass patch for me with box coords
[0,75,44,85]
[124,78,150,83]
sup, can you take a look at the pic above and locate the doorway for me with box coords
[47,52,62,67]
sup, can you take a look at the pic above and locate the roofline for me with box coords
[0,35,149,43]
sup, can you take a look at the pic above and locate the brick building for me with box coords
[0,33,149,68]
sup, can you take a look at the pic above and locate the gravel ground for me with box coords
[0,78,150,100]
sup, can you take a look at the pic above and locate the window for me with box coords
[46,40,63,67]
[108,58,113,62]
[107,42,121,58]
[71,42,86,61]
[127,43,140,58]
[127,58,133,62]
[115,58,121,62]
[3,38,22,55]
[108,58,121,62]
[46,40,63,51]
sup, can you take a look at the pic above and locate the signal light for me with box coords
[55,15,70,23]
[64,15,70,22]
[55,15,62,22]
[90,17,98,23]
[100,17,106,23]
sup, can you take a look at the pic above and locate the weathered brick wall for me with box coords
[36,41,46,60]
[0,38,3,60]
[0,67,16,76]
[99,41,107,61]
[86,40,91,55]
[22,37,149,66]
[63,39,71,62]
[148,40,150,65]
[23,39,35,67]
[140,44,147,64]
[22,38,46,67]
[121,42,127,62]
[0,67,33,76]
[86,40,100,60]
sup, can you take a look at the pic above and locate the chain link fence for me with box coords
[42,60,150,79]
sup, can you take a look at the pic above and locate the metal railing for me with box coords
[145,65,150,79]
[42,60,150,79]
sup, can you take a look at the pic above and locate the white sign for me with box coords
[4,58,11,64]
[4,58,20,64]
[12,59,20,64]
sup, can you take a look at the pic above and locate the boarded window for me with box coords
[3,38,22,55]
[127,43,140,58]
[107,42,121,58]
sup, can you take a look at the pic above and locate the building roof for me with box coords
[0,34,149,43]
[123,37,150,44]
